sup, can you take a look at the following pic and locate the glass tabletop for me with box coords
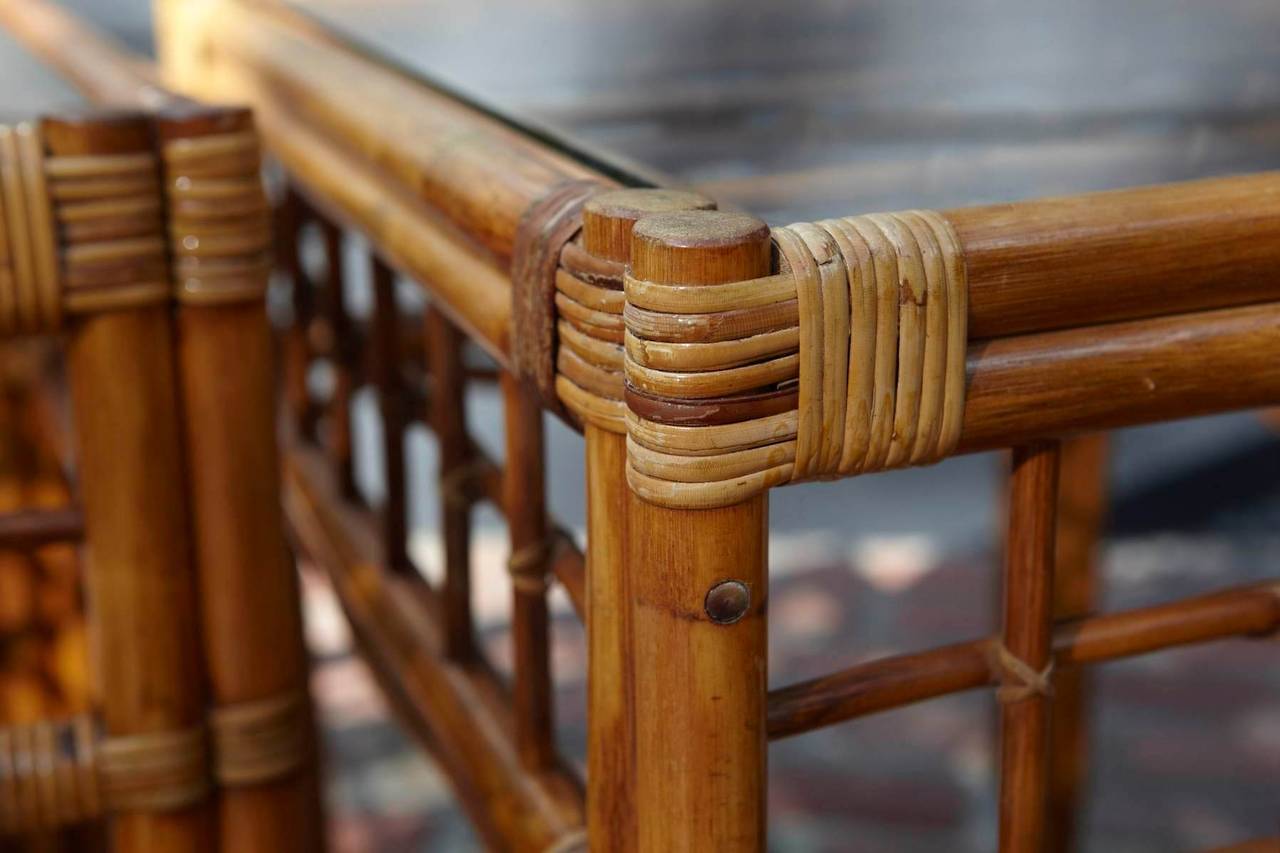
[291,0,1280,222]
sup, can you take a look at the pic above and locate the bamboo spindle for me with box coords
[320,217,356,499]
[159,106,320,853]
[627,211,772,852]
[501,371,556,770]
[1049,434,1107,853]
[425,305,476,661]
[278,186,314,439]
[999,443,1061,852]
[52,111,213,851]
[371,254,410,574]
[579,189,716,852]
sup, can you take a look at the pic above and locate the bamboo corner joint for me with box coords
[0,105,271,338]
[511,184,970,510]
[0,105,307,836]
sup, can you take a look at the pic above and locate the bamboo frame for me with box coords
[5,0,1279,850]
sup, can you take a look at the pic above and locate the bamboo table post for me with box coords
[626,211,772,852]
[157,106,321,853]
[999,442,1061,852]
[578,188,715,852]
[51,111,214,852]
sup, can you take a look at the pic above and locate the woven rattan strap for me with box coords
[209,692,308,786]
[98,725,210,813]
[623,209,968,508]
[511,179,604,409]
[0,122,62,335]
[508,538,555,594]
[161,130,271,305]
[0,716,100,835]
[45,142,169,319]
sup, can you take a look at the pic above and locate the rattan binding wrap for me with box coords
[0,122,62,335]
[0,717,100,834]
[161,129,272,305]
[46,138,169,318]
[209,693,308,787]
[624,210,968,508]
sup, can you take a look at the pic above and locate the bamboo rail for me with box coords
[0,506,82,548]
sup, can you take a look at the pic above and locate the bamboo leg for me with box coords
[1048,434,1107,853]
[578,189,714,851]
[371,255,409,574]
[425,306,476,661]
[501,372,556,771]
[51,113,214,852]
[160,109,321,853]
[999,442,1061,853]
[626,211,772,852]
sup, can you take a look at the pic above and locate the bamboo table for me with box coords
[3,0,1279,851]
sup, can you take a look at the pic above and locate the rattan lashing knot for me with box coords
[508,537,555,594]
[98,724,210,813]
[987,642,1055,704]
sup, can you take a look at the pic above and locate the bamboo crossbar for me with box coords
[766,580,1280,740]
[0,506,83,547]
[6,1,1279,850]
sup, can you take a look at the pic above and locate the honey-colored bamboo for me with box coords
[627,211,773,853]
[999,443,1060,852]
[159,107,320,853]
[53,111,213,852]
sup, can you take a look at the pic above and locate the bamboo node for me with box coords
[988,642,1054,703]
[209,692,309,786]
[440,458,488,510]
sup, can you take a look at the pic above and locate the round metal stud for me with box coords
[704,580,750,625]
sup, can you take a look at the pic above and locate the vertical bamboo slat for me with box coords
[626,211,772,852]
[371,254,410,574]
[279,188,316,440]
[159,107,320,853]
[1000,442,1061,852]
[425,305,475,660]
[52,111,213,852]
[320,218,355,499]
[501,372,556,771]
[1049,434,1107,852]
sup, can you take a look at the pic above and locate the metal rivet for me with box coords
[704,580,750,625]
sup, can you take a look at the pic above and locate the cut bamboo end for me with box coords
[557,189,719,434]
